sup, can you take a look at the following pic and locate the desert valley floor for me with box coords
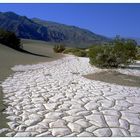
[0,55,140,137]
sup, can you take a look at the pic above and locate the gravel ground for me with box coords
[84,71,140,87]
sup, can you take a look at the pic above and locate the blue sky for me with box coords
[0,3,140,38]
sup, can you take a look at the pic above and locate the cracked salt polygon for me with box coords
[93,128,112,137]
[130,124,140,133]
[111,128,125,136]
[26,125,48,133]
[62,116,83,123]
[101,109,121,117]
[86,114,108,127]
[86,125,98,132]
[77,131,94,137]
[74,119,91,128]
[14,131,39,137]
[121,111,140,125]
[76,110,91,116]
[45,112,63,119]
[43,103,58,110]
[119,119,129,130]
[84,101,99,110]
[36,131,52,137]
[51,128,71,136]
[66,108,85,115]
[68,122,83,133]
[104,115,120,127]
[98,99,114,108]
[49,119,67,128]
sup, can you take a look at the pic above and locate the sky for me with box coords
[0,3,140,38]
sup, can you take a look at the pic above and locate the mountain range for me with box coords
[131,38,140,45]
[0,11,110,48]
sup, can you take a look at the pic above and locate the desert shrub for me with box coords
[53,44,65,53]
[137,56,140,60]
[63,48,77,54]
[74,50,87,57]
[89,38,137,68]
[63,48,87,57]
[0,29,21,50]
[89,46,119,68]
[113,39,137,65]
[136,47,140,60]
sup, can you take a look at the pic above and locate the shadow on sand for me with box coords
[19,48,51,58]
[5,44,52,58]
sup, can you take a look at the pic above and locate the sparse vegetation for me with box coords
[89,37,138,68]
[53,44,65,53]
[0,29,21,50]
[63,48,87,57]
[136,47,140,60]
[74,50,87,57]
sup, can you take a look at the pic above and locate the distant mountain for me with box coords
[0,12,49,41]
[32,18,111,47]
[132,38,140,45]
[122,37,140,46]
[0,11,111,47]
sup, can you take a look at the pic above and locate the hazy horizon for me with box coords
[0,3,140,38]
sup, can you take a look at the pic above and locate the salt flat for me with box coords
[1,55,140,137]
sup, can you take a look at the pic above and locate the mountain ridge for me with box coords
[0,11,110,47]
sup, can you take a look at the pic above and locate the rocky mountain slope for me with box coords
[0,12,110,47]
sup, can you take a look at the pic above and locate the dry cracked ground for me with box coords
[0,55,140,137]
